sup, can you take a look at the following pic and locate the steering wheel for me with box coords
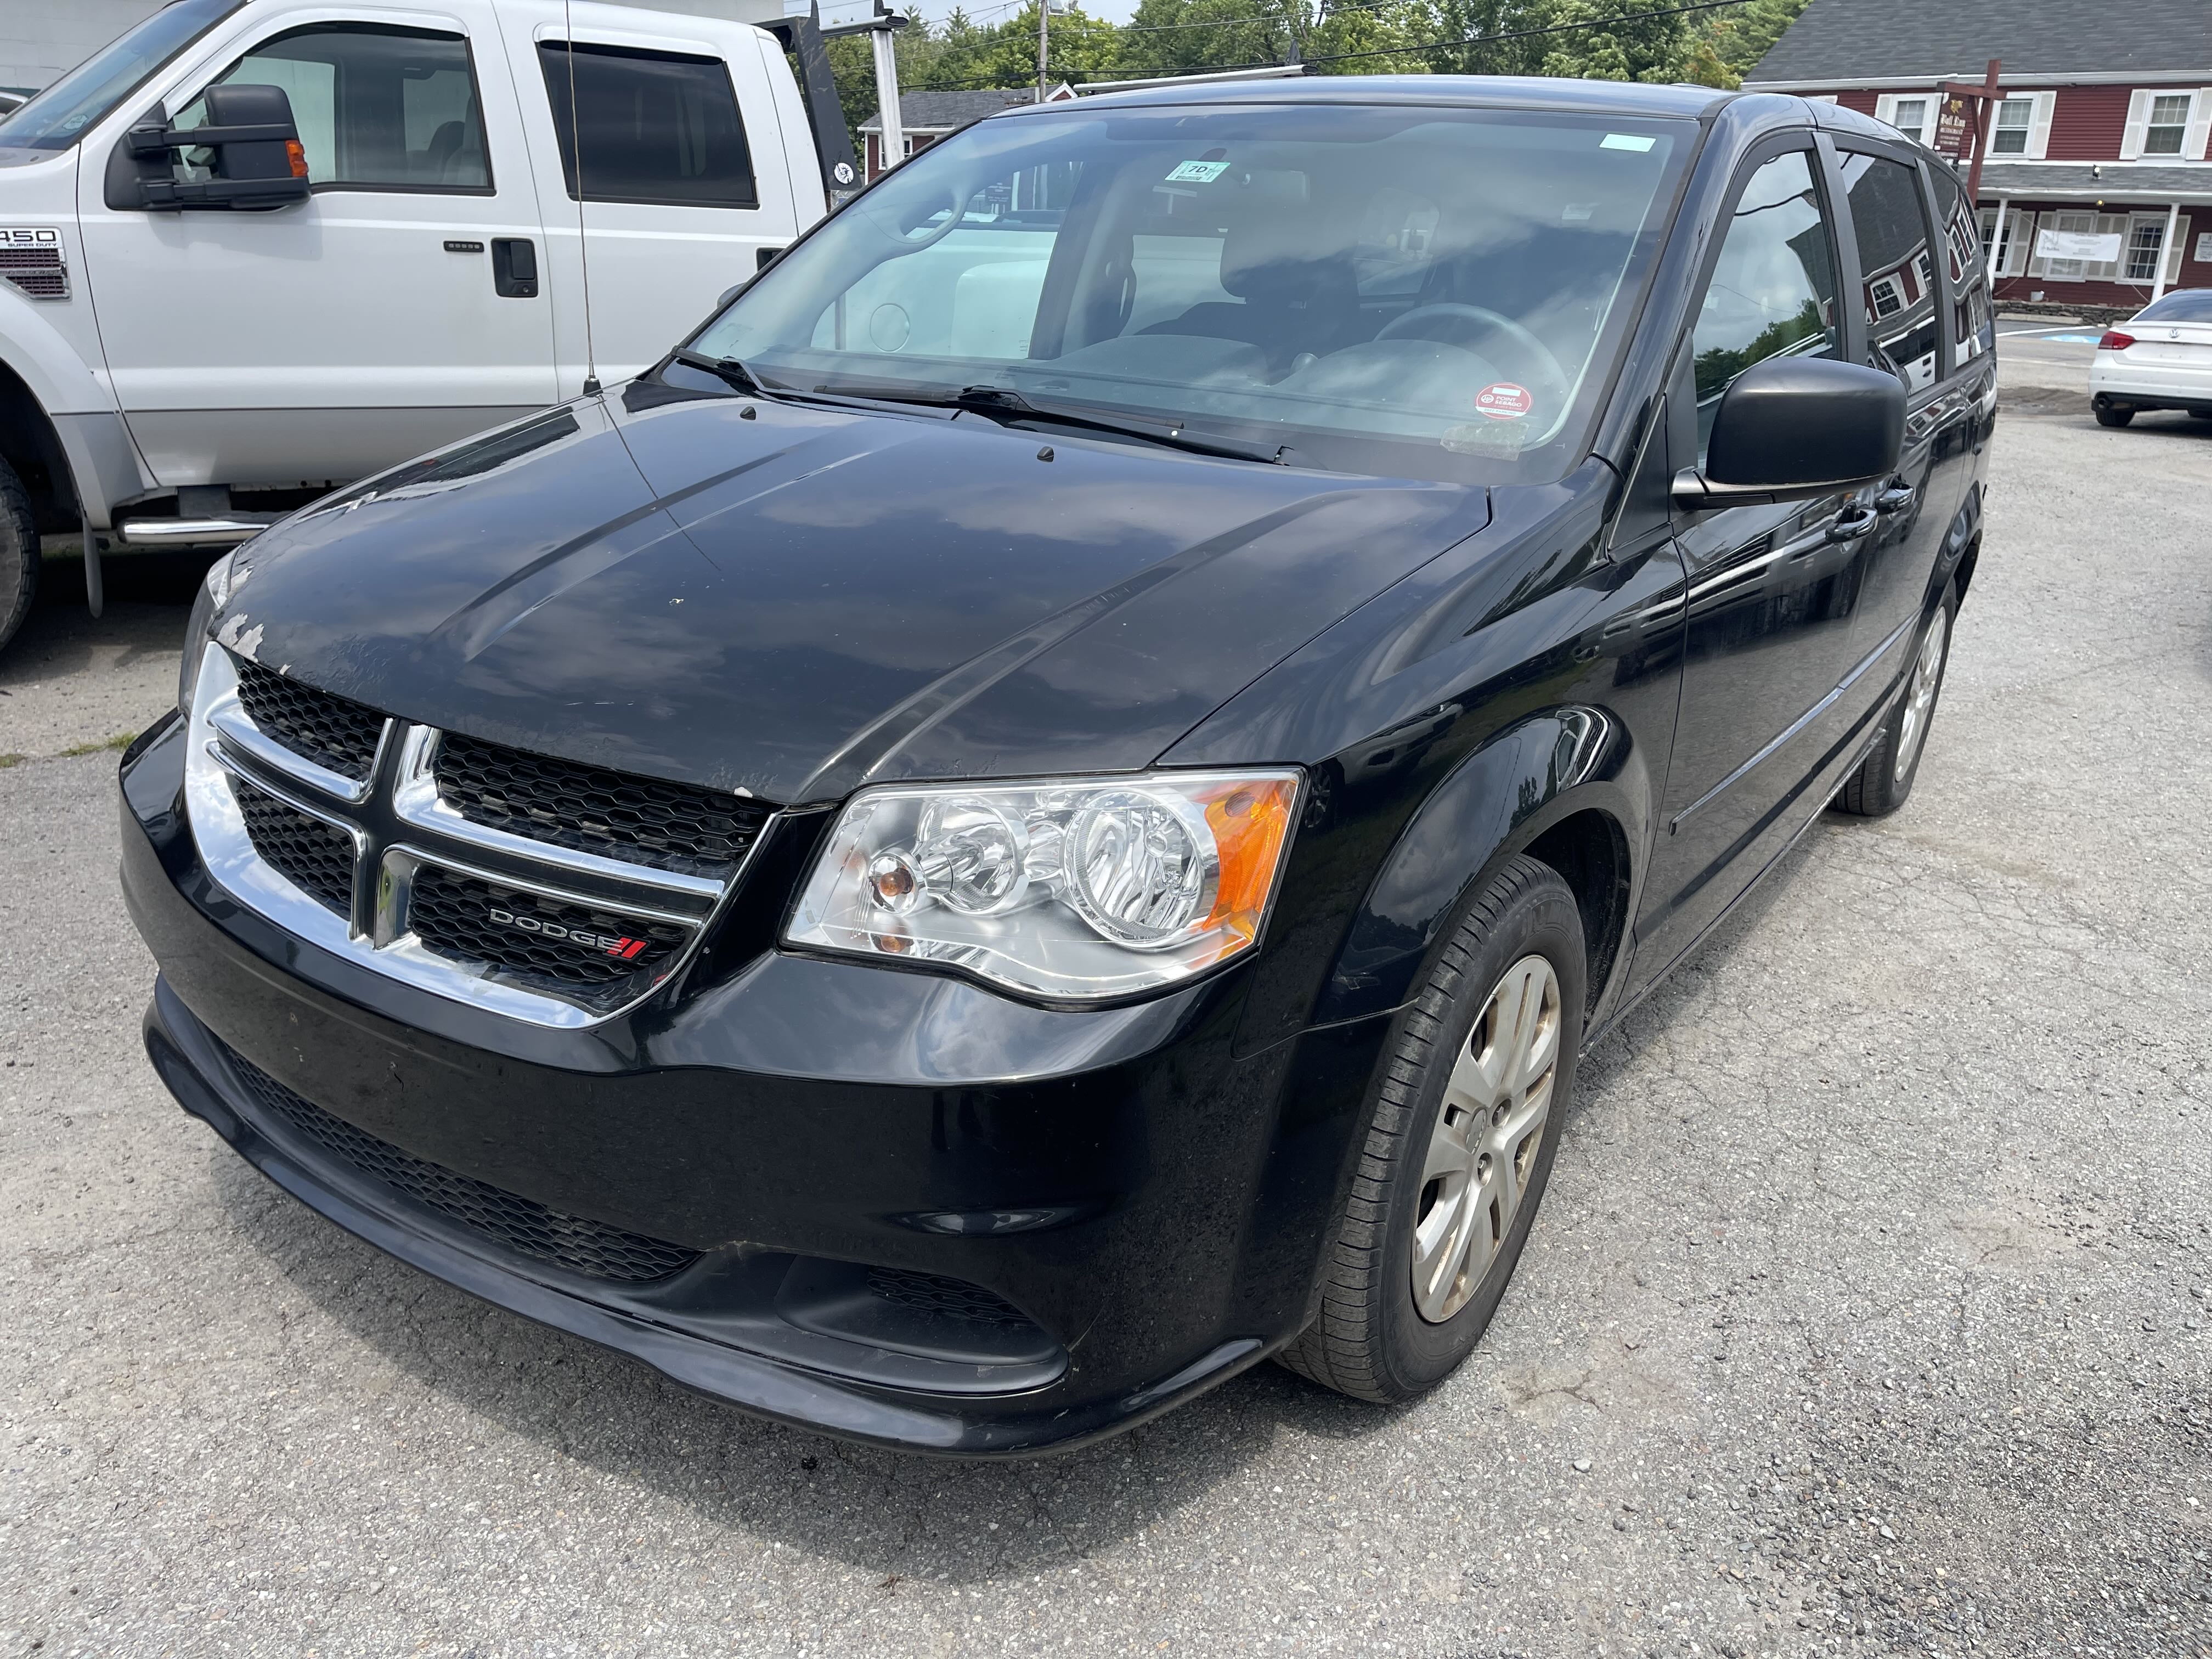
[1376,304,1568,406]
[868,183,973,252]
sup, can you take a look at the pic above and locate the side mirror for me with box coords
[110,83,310,212]
[1672,356,1905,512]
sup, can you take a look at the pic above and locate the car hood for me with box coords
[212,388,1489,803]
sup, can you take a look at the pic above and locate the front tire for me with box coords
[0,456,40,657]
[1276,855,1586,1404]
[1836,586,1955,818]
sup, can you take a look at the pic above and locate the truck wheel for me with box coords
[1835,586,1956,819]
[0,456,38,656]
[1276,855,1585,1404]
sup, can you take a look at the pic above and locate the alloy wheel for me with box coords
[1411,953,1560,1323]
[1894,609,1950,784]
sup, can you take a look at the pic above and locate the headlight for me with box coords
[785,770,1302,1001]
[176,551,238,715]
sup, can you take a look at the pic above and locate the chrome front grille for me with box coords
[185,647,772,1027]
[433,731,767,878]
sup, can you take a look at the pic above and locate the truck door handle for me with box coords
[1874,482,1916,515]
[491,238,538,298]
[1825,505,1878,543]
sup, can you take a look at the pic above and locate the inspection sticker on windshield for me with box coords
[1600,133,1656,152]
[1164,160,1231,182]
[1475,382,1533,421]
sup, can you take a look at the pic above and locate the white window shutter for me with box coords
[1874,93,1898,128]
[2027,92,2056,159]
[2186,91,2212,160]
[2025,211,2049,278]
[2120,88,2151,160]
[2171,216,2193,284]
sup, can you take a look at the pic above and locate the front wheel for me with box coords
[1276,855,1585,1404]
[1835,586,1955,818]
[0,455,39,657]
[2093,401,2135,427]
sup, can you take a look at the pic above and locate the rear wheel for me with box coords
[2093,402,2134,427]
[1836,587,1955,818]
[0,456,38,657]
[1276,855,1585,1404]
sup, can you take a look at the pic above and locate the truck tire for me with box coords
[0,455,39,657]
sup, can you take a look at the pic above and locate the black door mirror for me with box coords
[1673,356,1905,511]
[108,83,311,212]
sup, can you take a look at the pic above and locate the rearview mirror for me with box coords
[1672,356,1905,511]
[109,83,310,212]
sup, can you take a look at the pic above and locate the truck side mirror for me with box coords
[104,84,311,213]
[1671,356,1906,511]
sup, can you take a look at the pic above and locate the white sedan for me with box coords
[2090,289,2212,427]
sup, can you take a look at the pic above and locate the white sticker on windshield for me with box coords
[1165,160,1231,182]
[1600,133,1655,152]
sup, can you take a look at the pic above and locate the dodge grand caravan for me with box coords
[121,77,1994,1455]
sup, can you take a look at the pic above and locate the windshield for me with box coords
[2134,289,2212,323]
[0,0,243,153]
[689,101,1691,483]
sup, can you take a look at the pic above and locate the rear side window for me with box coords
[538,42,756,208]
[1927,162,1992,366]
[1689,149,1841,464]
[176,24,489,192]
[1838,153,1939,392]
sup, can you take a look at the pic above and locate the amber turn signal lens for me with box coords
[285,139,309,179]
[1197,777,1299,947]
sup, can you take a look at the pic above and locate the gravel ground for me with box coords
[1,397,2207,1659]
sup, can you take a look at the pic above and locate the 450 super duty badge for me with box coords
[0,227,69,301]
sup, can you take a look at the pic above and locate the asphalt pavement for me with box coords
[1,370,2208,1658]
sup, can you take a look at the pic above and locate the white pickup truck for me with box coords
[0,0,857,651]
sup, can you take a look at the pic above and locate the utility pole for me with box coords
[1037,0,1050,103]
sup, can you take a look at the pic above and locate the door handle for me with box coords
[1826,506,1878,543]
[491,237,538,298]
[1873,483,1916,515]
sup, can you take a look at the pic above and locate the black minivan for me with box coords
[122,77,1994,1455]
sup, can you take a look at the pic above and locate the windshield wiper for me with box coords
[809,380,1292,465]
[668,348,776,397]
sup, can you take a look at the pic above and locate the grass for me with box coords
[58,731,137,758]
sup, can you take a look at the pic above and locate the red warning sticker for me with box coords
[1475,382,1533,420]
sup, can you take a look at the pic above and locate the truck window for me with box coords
[538,42,757,210]
[173,24,490,193]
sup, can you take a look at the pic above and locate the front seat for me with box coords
[1143,210,1361,375]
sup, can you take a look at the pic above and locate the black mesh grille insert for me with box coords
[434,731,768,877]
[232,777,356,916]
[222,1046,701,1283]
[866,1267,1032,1329]
[0,246,66,300]
[231,654,388,782]
[405,865,689,1008]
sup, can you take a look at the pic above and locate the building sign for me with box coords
[2035,229,2123,264]
[2198,231,2212,264]
[1933,95,1973,158]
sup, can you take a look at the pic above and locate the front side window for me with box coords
[173,25,488,191]
[538,42,756,208]
[691,104,1691,485]
[1840,153,1938,392]
[1990,98,2033,155]
[1687,150,1839,464]
[2145,94,2192,156]
[0,0,241,153]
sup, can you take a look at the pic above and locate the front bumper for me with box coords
[120,714,1392,1455]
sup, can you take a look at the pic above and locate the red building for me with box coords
[1745,0,2210,314]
